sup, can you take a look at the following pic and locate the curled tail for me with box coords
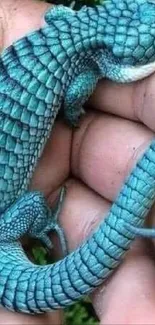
[0,140,155,314]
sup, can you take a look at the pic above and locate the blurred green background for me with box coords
[37,0,101,323]
[40,0,101,9]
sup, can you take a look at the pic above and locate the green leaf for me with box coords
[44,0,101,8]
[32,246,47,265]
[64,301,99,325]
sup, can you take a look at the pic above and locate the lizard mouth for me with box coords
[96,49,155,83]
[116,60,155,82]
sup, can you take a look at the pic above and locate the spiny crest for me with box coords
[44,5,76,25]
[44,4,104,29]
[44,0,152,25]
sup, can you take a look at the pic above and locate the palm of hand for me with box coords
[1,0,155,324]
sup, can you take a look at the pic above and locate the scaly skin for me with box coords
[0,0,155,314]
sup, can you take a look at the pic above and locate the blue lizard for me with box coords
[0,0,155,314]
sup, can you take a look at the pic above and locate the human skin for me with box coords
[0,0,155,324]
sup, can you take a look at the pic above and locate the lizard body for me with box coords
[0,0,155,314]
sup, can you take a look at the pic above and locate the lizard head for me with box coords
[94,0,155,82]
[44,0,155,82]
[44,0,155,66]
[97,0,155,65]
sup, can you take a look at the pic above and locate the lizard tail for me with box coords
[0,139,155,314]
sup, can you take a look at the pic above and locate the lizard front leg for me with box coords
[64,69,99,126]
[0,189,67,256]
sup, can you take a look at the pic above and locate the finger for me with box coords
[0,308,63,325]
[71,110,154,201]
[59,179,111,251]
[0,0,50,50]
[58,181,155,324]
[31,111,154,251]
[30,121,72,196]
[89,74,155,132]
[92,239,155,324]
[57,177,155,324]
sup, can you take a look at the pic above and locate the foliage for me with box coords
[41,0,101,9]
[32,246,48,265]
[65,300,98,325]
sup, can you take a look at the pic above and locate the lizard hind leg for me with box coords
[37,187,68,256]
[29,187,68,256]
[64,70,99,127]
[0,190,67,256]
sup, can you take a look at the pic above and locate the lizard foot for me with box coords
[126,223,155,238]
[0,190,68,256]
[36,187,68,256]
[64,70,99,127]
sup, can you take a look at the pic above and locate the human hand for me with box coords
[1,1,155,324]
